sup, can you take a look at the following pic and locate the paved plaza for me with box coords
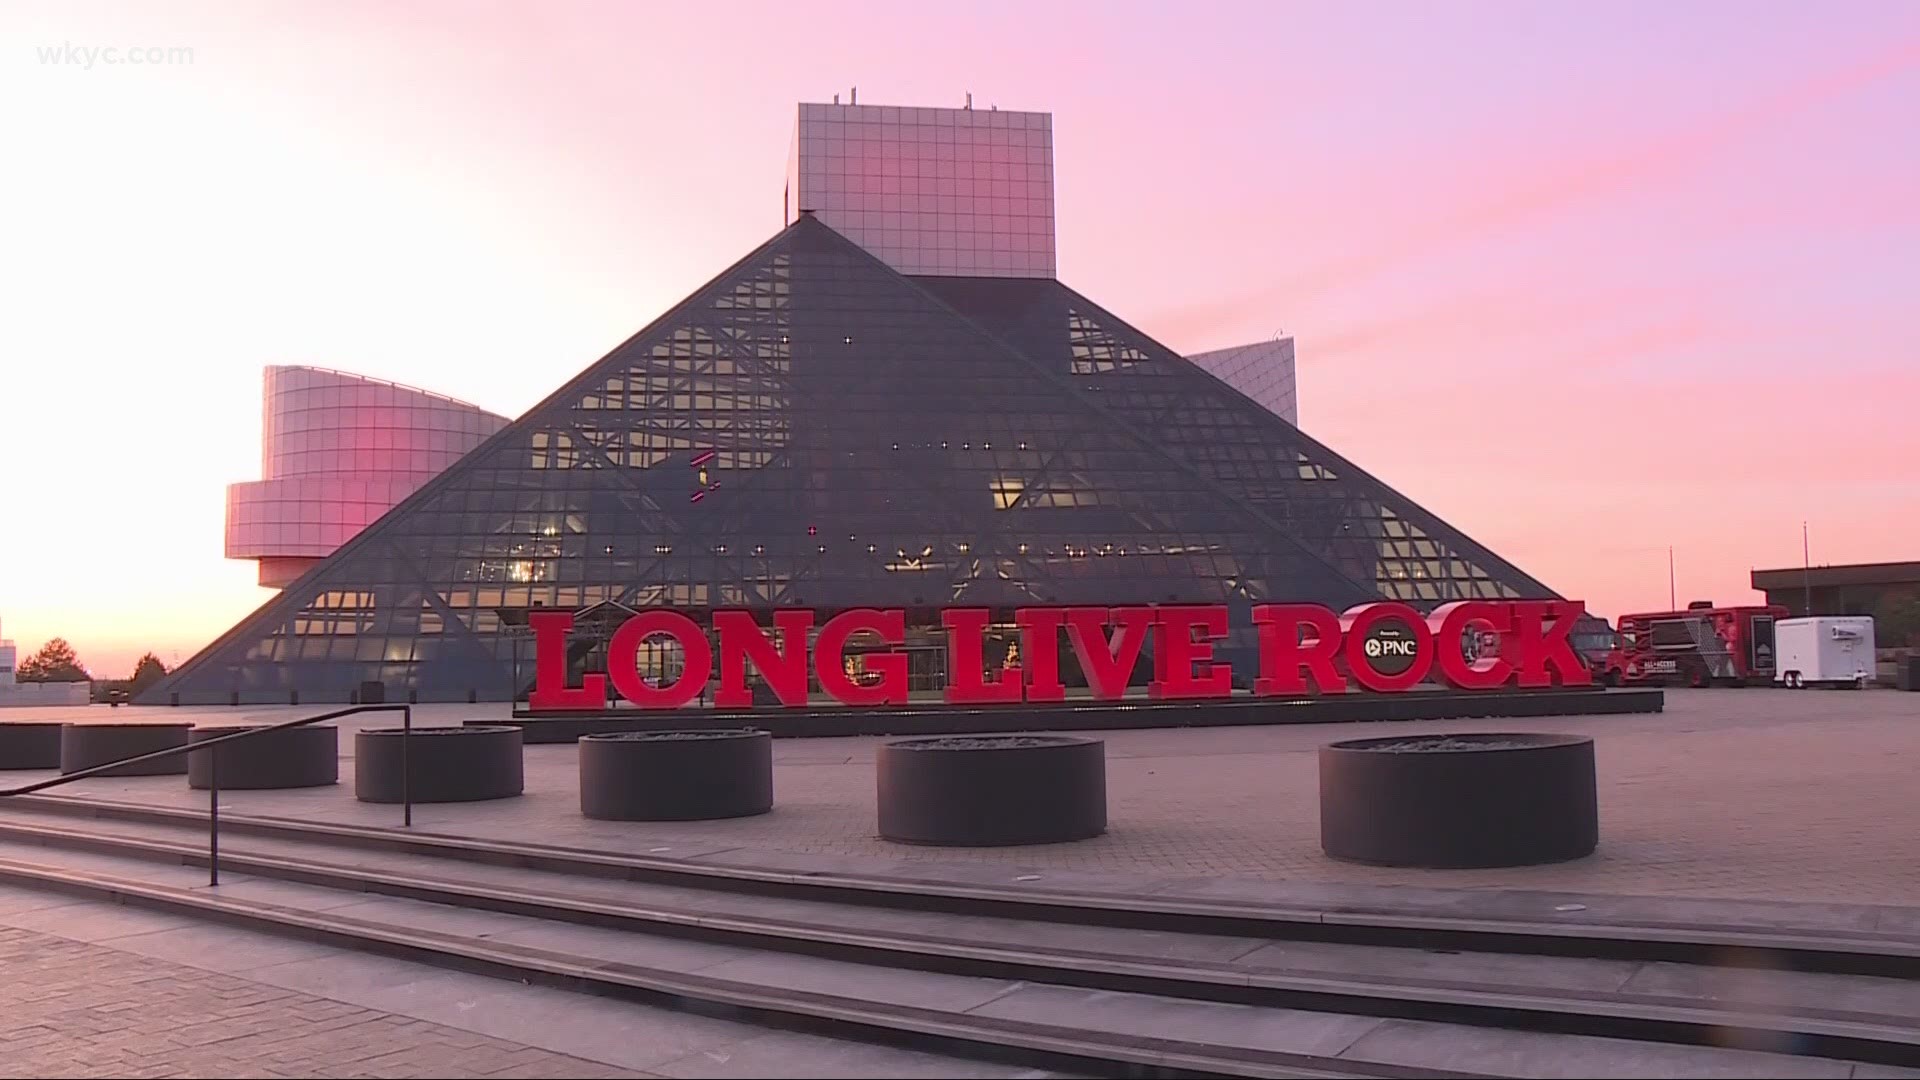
[14,687,1920,904]
[0,922,639,1079]
[3,687,1919,1077]
[0,889,1064,1079]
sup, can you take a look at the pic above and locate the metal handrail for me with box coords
[0,704,413,886]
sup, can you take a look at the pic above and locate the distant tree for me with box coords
[128,652,169,691]
[16,638,90,682]
[1875,595,1920,649]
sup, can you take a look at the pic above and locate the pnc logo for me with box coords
[1365,637,1418,658]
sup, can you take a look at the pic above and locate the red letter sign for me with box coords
[1251,604,1345,695]
[527,610,607,710]
[1150,605,1233,699]
[1509,600,1592,687]
[942,608,1022,703]
[1015,607,1067,703]
[537,599,1596,711]
[712,609,813,708]
[1428,601,1513,690]
[816,608,909,706]
[607,610,712,709]
[1065,606,1155,699]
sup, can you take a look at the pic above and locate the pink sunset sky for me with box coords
[2,1,1916,678]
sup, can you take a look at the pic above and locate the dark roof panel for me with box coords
[1752,561,1920,590]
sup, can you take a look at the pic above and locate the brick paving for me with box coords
[19,687,1920,904]
[0,927,645,1079]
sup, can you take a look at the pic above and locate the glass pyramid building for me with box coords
[150,214,1554,704]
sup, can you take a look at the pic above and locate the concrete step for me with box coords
[0,842,1894,1080]
[10,790,1920,975]
[0,809,1916,1069]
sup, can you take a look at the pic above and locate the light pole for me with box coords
[1802,521,1813,617]
[1668,546,1676,611]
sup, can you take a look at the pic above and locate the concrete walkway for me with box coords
[11,687,1918,905]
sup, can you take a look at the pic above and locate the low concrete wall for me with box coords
[0,683,90,708]
[501,687,1665,742]
[1876,647,1913,687]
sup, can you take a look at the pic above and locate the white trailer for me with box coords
[1774,616,1876,688]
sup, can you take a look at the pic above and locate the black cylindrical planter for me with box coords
[354,726,522,803]
[187,725,338,790]
[579,730,773,821]
[60,723,193,777]
[0,722,63,770]
[878,736,1105,846]
[1320,733,1597,868]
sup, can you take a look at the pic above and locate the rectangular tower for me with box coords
[785,101,1055,278]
